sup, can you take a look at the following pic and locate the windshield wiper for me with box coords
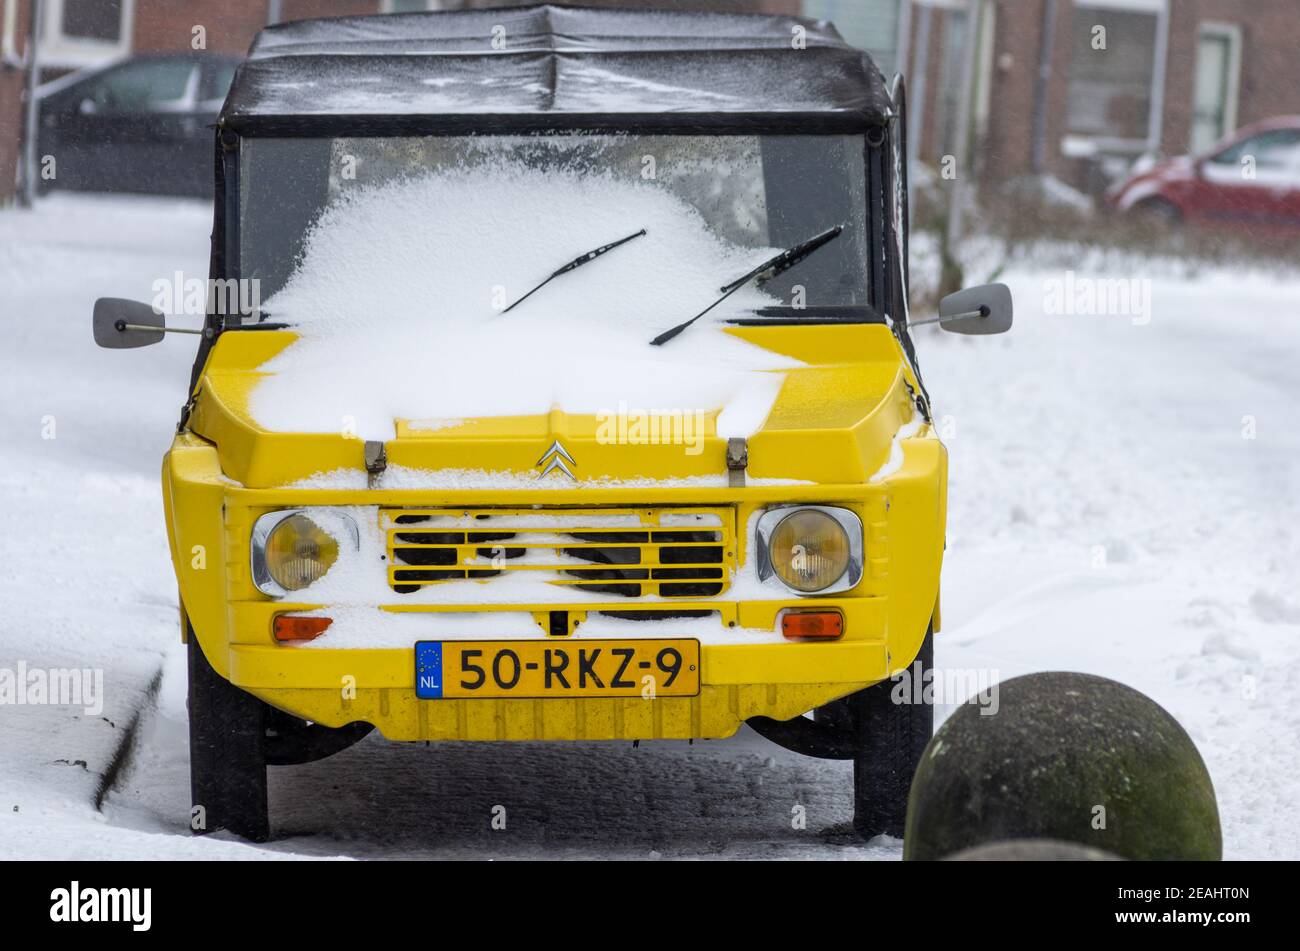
[503,228,647,313]
[649,224,843,346]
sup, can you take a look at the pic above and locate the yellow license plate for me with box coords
[414,639,700,699]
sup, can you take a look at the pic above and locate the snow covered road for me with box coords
[1,197,1296,859]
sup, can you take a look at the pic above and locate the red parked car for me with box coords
[1107,117,1300,230]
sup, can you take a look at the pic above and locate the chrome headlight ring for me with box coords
[755,505,864,596]
[250,509,360,598]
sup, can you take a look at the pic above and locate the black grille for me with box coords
[386,512,729,598]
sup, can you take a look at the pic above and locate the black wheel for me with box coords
[813,694,853,733]
[851,626,934,840]
[1133,196,1182,227]
[187,632,269,842]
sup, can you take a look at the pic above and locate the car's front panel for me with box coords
[165,416,944,741]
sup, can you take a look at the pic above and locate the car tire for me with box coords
[1133,196,1182,226]
[187,629,270,842]
[851,625,934,840]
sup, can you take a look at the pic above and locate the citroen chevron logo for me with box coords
[536,439,577,480]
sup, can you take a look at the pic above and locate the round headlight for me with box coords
[768,509,850,592]
[264,514,339,591]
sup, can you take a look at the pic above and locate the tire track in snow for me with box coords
[94,665,163,811]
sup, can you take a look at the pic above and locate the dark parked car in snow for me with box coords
[37,52,240,198]
[1107,116,1300,231]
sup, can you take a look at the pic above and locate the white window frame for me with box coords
[381,0,461,11]
[39,0,134,70]
[1072,0,1164,12]
[1062,0,1169,157]
[2,0,24,68]
[1191,21,1242,152]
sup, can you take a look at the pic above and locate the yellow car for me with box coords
[92,7,1010,843]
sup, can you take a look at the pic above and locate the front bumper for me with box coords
[228,644,886,741]
[164,434,945,742]
[224,598,889,740]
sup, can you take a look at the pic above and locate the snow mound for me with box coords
[249,158,801,440]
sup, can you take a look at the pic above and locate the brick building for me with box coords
[4,0,1300,203]
[897,0,1300,195]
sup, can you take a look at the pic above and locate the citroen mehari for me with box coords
[93,5,1010,842]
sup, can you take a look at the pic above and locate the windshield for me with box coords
[238,134,870,315]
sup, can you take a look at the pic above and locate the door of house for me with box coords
[1191,24,1241,154]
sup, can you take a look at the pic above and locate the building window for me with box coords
[936,6,970,157]
[39,0,134,69]
[61,0,123,41]
[382,0,465,11]
[1191,23,1241,153]
[802,0,903,76]
[1066,1,1161,146]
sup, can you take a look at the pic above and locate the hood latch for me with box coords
[364,440,388,489]
[726,437,748,488]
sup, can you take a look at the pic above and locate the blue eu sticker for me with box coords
[414,642,443,699]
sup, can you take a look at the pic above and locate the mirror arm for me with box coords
[114,320,204,336]
[908,305,989,328]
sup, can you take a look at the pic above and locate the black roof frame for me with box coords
[218,5,894,135]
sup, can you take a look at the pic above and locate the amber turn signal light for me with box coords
[781,610,844,640]
[274,615,333,642]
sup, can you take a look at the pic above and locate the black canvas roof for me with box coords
[220,4,893,135]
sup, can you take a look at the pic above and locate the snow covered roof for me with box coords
[220,4,892,134]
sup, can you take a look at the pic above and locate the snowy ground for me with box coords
[1,195,1296,859]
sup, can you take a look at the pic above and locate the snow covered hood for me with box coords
[189,322,916,490]
[221,5,892,131]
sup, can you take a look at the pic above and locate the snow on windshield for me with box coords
[249,157,800,440]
